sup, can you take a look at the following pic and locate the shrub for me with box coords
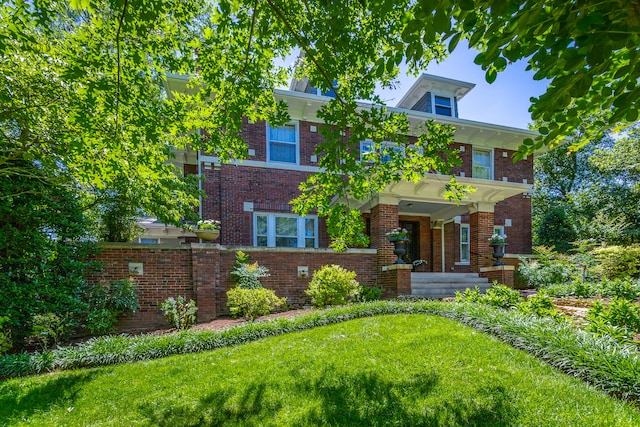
[600,278,640,300]
[305,265,360,308]
[455,286,483,303]
[593,245,640,280]
[231,263,270,289]
[230,251,269,289]
[355,285,382,302]
[456,284,522,309]
[587,298,640,338]
[226,287,286,321]
[517,291,565,321]
[0,316,12,355]
[517,246,595,289]
[541,283,574,298]
[160,297,198,330]
[483,283,522,309]
[30,313,69,350]
[86,279,139,335]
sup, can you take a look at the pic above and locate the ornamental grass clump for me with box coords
[305,264,360,308]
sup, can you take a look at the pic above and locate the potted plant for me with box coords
[194,219,221,241]
[385,227,409,264]
[385,227,408,242]
[488,233,507,266]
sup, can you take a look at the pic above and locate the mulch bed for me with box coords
[148,308,316,335]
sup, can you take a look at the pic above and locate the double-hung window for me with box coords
[359,140,403,163]
[460,224,470,263]
[267,123,298,164]
[255,213,317,248]
[434,95,453,116]
[472,148,492,180]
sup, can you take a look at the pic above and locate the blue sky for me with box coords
[377,42,548,130]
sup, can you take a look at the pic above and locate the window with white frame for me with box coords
[139,238,160,244]
[254,213,317,248]
[360,140,404,163]
[460,224,470,263]
[493,225,505,237]
[434,94,453,116]
[267,123,298,164]
[472,148,492,180]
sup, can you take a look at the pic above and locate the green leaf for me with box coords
[494,56,507,71]
[448,33,461,53]
[485,67,497,83]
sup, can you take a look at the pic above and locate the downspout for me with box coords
[197,149,202,220]
[441,225,445,272]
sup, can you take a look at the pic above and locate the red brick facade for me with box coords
[114,80,535,332]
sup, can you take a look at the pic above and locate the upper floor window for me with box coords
[254,213,317,248]
[267,123,298,164]
[434,95,453,116]
[360,140,405,163]
[472,148,492,180]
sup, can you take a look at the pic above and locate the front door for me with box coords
[400,221,419,264]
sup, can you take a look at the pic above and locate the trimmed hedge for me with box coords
[1,301,639,404]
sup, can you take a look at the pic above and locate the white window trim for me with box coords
[253,213,318,248]
[458,223,470,265]
[266,122,299,165]
[494,225,505,236]
[472,147,494,180]
[360,140,417,163]
[431,93,455,117]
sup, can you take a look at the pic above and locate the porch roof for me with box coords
[344,174,532,221]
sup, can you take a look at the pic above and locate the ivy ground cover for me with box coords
[1,314,639,426]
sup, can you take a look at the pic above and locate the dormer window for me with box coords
[434,95,453,116]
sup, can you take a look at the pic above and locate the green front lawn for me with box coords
[1,314,639,426]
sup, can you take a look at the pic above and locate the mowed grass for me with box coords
[1,314,639,426]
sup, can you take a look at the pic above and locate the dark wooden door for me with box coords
[400,221,419,263]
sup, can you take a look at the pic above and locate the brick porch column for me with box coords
[191,243,220,322]
[469,206,494,272]
[370,201,406,298]
[370,202,399,267]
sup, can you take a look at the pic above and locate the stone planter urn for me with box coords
[195,229,220,241]
[490,243,507,266]
[390,238,409,264]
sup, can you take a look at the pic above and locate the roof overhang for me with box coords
[164,74,542,153]
[343,175,532,221]
[273,89,539,152]
[395,73,476,109]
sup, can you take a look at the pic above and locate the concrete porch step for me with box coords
[411,273,490,298]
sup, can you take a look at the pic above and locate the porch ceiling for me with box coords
[352,174,532,221]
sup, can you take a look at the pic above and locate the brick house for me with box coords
[94,73,538,331]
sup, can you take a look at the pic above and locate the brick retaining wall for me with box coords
[89,243,377,333]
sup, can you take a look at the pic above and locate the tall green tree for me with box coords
[2,0,639,246]
[534,125,640,249]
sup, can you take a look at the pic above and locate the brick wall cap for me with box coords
[504,253,533,258]
[382,264,414,272]
[479,265,515,273]
[97,242,192,250]
[219,245,377,255]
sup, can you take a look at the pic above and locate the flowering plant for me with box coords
[386,227,408,241]
[489,233,507,244]
[197,219,221,230]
